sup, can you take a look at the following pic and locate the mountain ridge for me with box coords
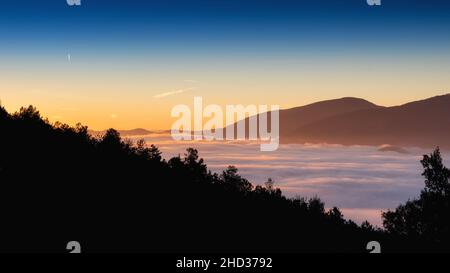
[97,94,450,149]
[284,94,450,148]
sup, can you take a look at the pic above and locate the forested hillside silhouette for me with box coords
[0,105,448,252]
[383,148,450,250]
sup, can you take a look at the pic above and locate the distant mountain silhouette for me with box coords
[279,97,382,137]
[227,94,450,149]
[89,128,170,137]
[224,97,380,139]
[284,94,450,148]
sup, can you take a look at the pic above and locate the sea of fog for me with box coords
[128,133,450,227]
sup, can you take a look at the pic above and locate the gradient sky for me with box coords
[1,0,450,129]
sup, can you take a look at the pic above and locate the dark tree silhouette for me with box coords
[422,148,450,196]
[383,148,450,248]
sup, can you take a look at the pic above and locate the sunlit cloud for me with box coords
[153,87,195,99]
[184,80,199,83]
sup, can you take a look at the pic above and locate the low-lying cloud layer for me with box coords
[130,133,449,227]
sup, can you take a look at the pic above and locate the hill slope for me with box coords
[286,94,450,148]
[0,105,385,253]
[226,94,450,148]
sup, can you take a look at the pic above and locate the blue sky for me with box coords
[1,0,450,129]
[2,0,450,56]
